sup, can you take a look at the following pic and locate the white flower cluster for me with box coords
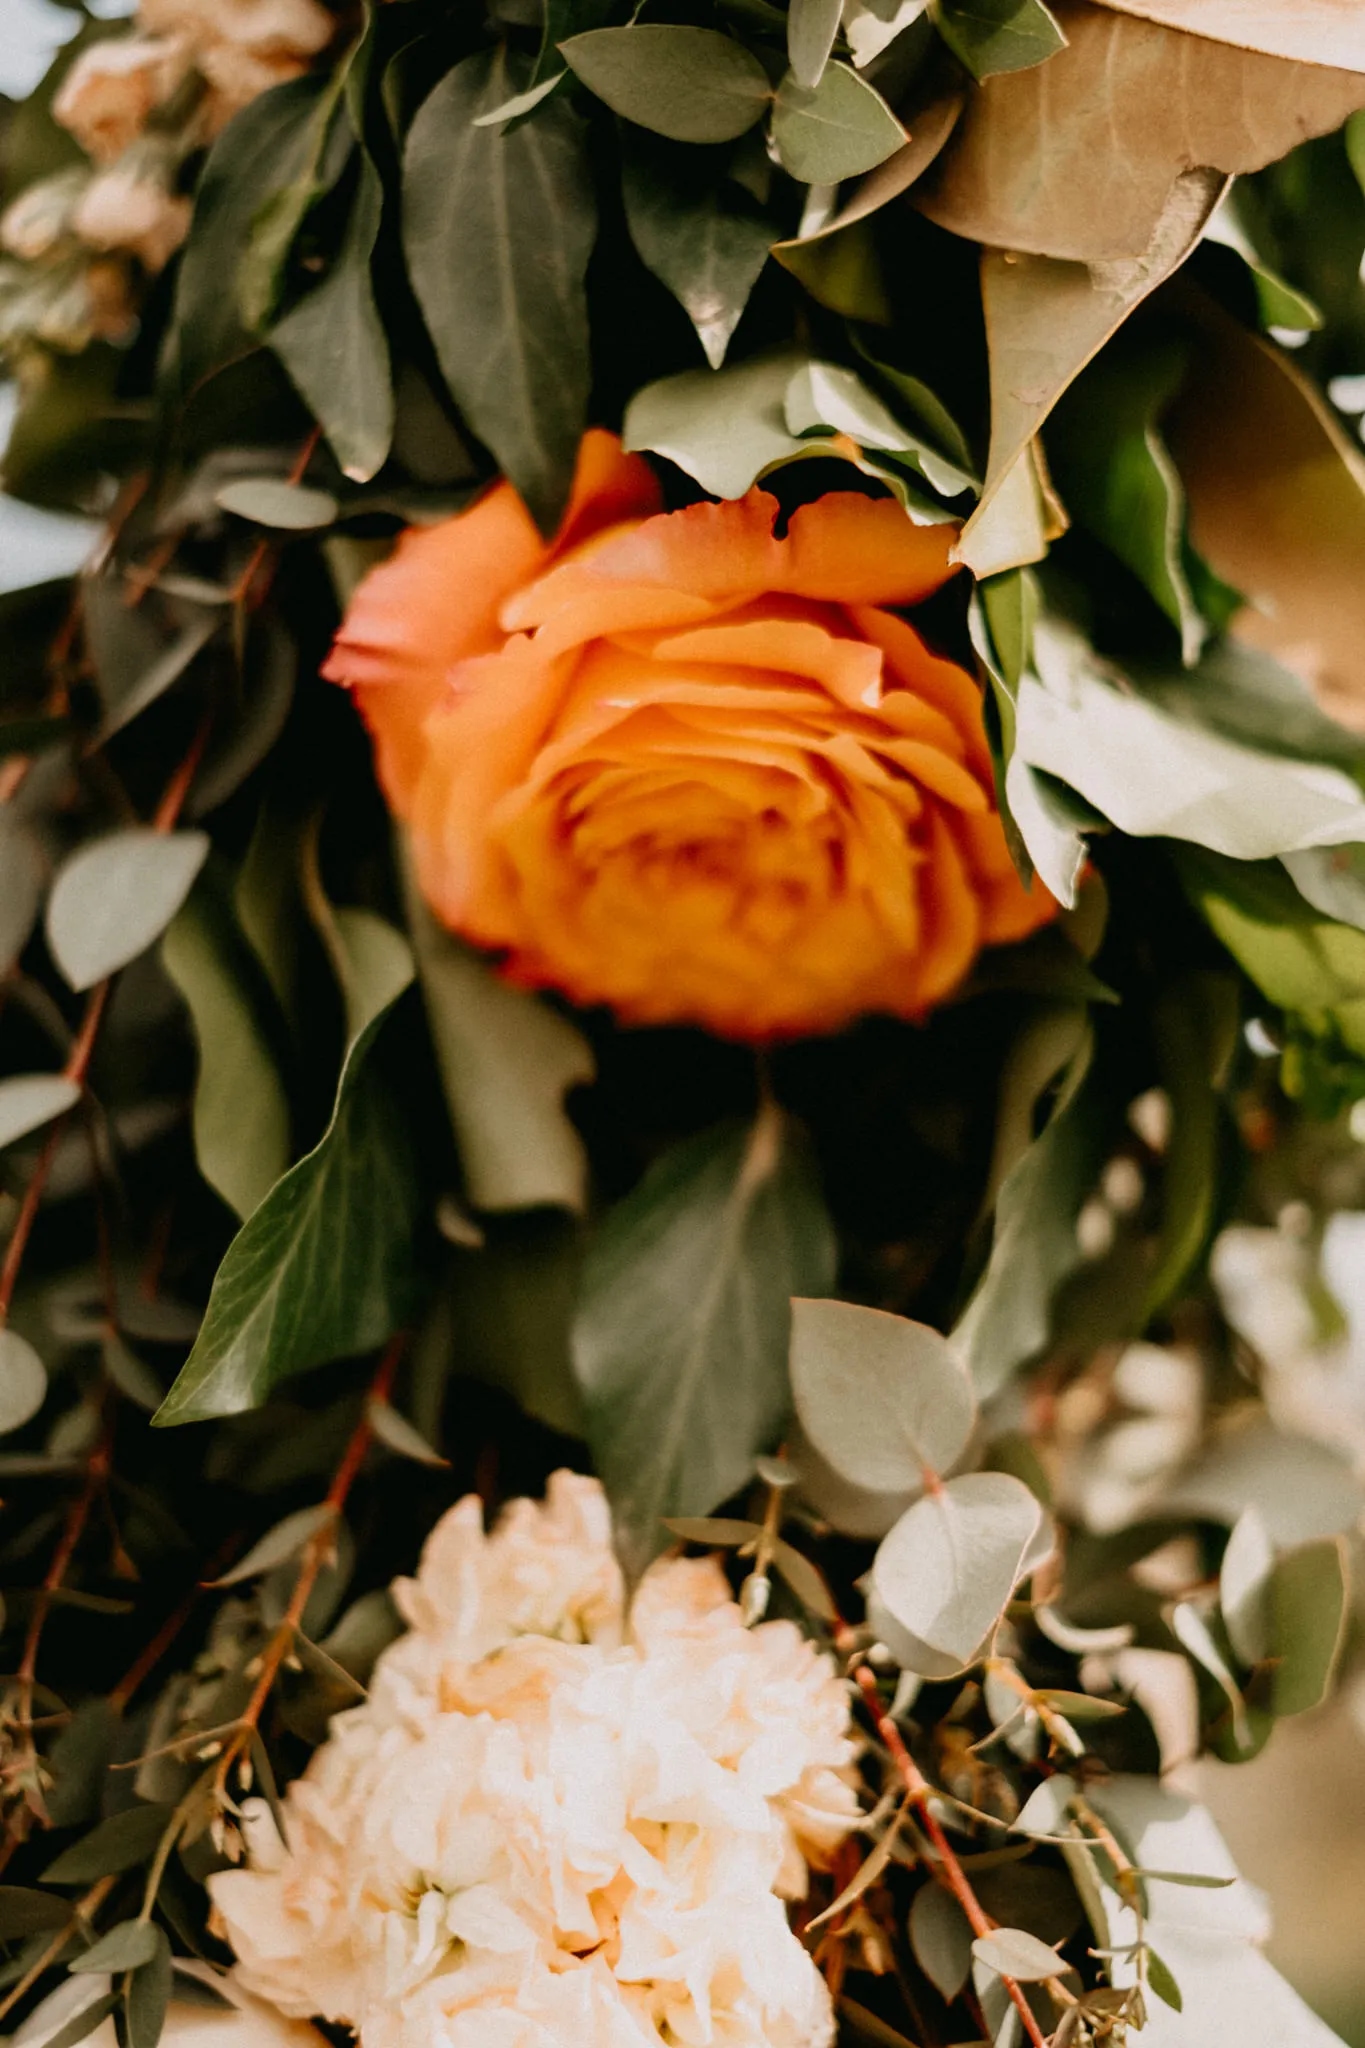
[210,1473,861,2048]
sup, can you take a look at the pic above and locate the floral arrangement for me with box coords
[1,1,1365,2046]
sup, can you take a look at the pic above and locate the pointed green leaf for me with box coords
[0,1074,79,1150]
[47,831,210,992]
[560,26,771,143]
[0,1329,48,1434]
[621,138,774,370]
[931,0,1066,78]
[772,63,906,185]
[789,0,845,87]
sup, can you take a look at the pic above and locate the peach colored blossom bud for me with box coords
[51,34,191,164]
[72,162,191,273]
[0,170,89,262]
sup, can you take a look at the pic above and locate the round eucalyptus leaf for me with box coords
[47,830,210,991]
[214,479,340,530]
[0,1330,47,1435]
[0,1073,80,1150]
[872,1471,1044,1664]
[790,1296,976,1497]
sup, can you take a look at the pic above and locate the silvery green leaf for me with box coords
[772,62,906,185]
[624,352,808,500]
[210,1504,334,1585]
[47,832,210,991]
[910,1881,973,1998]
[972,1927,1068,1982]
[1282,845,1365,931]
[1219,1505,1274,1668]
[0,1074,79,1150]
[1014,1774,1077,1838]
[1016,618,1365,861]
[789,1296,975,1497]
[872,1471,1043,1663]
[784,361,976,495]
[0,1330,47,1434]
[70,1923,160,1975]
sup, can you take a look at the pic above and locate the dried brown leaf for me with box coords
[916,0,1365,260]
[1167,291,1365,734]
[953,169,1224,569]
[1093,0,1365,70]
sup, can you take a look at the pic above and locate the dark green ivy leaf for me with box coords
[155,918,417,1425]
[403,47,597,532]
[571,1105,836,1575]
[930,0,1067,80]
[559,26,772,145]
[620,136,775,369]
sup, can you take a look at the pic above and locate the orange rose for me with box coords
[324,433,1054,1041]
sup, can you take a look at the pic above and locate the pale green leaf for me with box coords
[211,1504,334,1585]
[214,480,339,531]
[367,1397,447,1468]
[623,351,807,500]
[47,831,210,992]
[788,0,845,87]
[0,1330,47,1434]
[572,1105,836,1574]
[772,63,906,185]
[972,1926,1067,1981]
[931,0,1066,78]
[1268,1538,1348,1718]
[873,1471,1043,1663]
[559,26,771,144]
[70,1923,161,1975]
[0,1073,79,1150]
[910,1882,973,1999]
[788,1297,975,1496]
[1219,1506,1274,1668]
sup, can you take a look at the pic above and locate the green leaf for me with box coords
[46,831,210,993]
[70,1922,161,1974]
[168,76,336,393]
[1017,616,1365,862]
[0,1330,48,1434]
[45,1698,117,1831]
[235,63,352,332]
[367,1398,447,1467]
[1203,189,1322,337]
[1144,972,1237,1317]
[620,138,774,370]
[910,1882,973,2000]
[559,27,772,144]
[930,0,1066,79]
[0,1887,71,1938]
[154,921,417,1425]
[100,1331,163,1413]
[772,64,906,185]
[623,350,807,500]
[1176,849,1365,1061]
[0,1074,79,1150]
[785,359,976,497]
[872,1471,1044,1664]
[953,1013,1105,1397]
[404,46,597,532]
[789,0,845,88]
[472,73,567,128]
[39,1992,119,2048]
[1219,1506,1274,1668]
[572,1106,836,1574]
[271,153,394,485]
[1268,1537,1348,1717]
[123,1926,171,2048]
[211,1503,335,1584]
[972,1926,1067,1981]
[214,480,340,530]
[44,1805,174,1885]
[0,809,46,973]
[1145,1950,1183,2013]
[92,612,220,748]
[789,1297,975,1497]
[161,876,291,1223]
[399,847,593,1214]
[1047,333,1229,665]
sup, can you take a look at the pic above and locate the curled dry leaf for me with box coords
[955,169,1225,570]
[916,0,1365,261]
[1091,0,1365,70]
[1167,291,1365,736]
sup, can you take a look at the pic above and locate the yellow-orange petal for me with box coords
[780,496,957,605]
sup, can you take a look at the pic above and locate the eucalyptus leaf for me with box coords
[0,1887,70,1938]
[93,613,220,745]
[211,1504,334,1584]
[910,1881,973,1999]
[972,1926,1067,1981]
[1268,1538,1347,1718]
[214,480,340,531]
[100,1331,162,1414]
[0,1074,79,1150]
[43,1805,174,1885]
[1219,1506,1274,1668]
[931,0,1066,78]
[122,1925,170,2048]
[404,47,597,530]
[559,26,771,144]
[47,832,210,993]
[788,1297,975,1497]
[0,808,45,973]
[572,1107,836,1575]
[33,1992,119,2048]
[367,1398,447,1468]
[69,1923,160,1975]
[772,63,907,185]
[872,1471,1044,1664]
[623,351,807,500]
[0,1330,48,1434]
[788,0,845,88]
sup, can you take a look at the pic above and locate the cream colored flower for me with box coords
[51,35,190,163]
[139,0,334,60]
[211,1476,857,2048]
[0,170,88,262]
[71,161,191,272]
